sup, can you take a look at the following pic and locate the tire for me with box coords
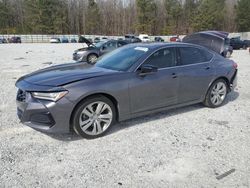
[87,54,98,64]
[203,79,228,108]
[226,51,231,58]
[72,96,116,139]
[243,45,247,50]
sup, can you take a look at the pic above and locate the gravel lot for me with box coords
[0,44,249,188]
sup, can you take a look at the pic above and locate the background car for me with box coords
[50,38,61,43]
[170,36,181,42]
[0,37,7,43]
[139,34,150,42]
[124,34,142,43]
[70,38,77,43]
[73,37,128,64]
[102,37,108,40]
[230,37,248,49]
[183,31,233,58]
[61,37,69,43]
[243,40,250,47]
[9,36,21,43]
[94,37,100,43]
[16,43,238,139]
[154,37,164,42]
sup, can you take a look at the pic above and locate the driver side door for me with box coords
[129,47,179,114]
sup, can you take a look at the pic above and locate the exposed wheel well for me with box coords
[69,93,119,132]
[214,77,230,89]
[206,77,230,99]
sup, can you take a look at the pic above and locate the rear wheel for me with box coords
[203,79,228,108]
[226,51,231,58]
[87,54,98,64]
[72,96,116,139]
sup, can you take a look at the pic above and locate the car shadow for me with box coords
[46,91,239,141]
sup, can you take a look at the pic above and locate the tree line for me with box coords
[0,0,250,35]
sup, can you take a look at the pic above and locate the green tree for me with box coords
[85,0,101,34]
[136,0,157,34]
[163,0,182,34]
[0,0,16,34]
[24,0,67,34]
[236,0,250,32]
[183,0,199,33]
[192,0,225,32]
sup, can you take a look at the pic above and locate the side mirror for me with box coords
[138,65,158,76]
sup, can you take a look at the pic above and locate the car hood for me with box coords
[16,62,117,87]
[75,46,96,52]
[183,31,229,54]
[78,36,93,46]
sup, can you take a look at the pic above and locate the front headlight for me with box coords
[31,91,68,102]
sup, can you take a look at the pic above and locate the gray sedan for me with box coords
[73,39,128,64]
[16,43,237,139]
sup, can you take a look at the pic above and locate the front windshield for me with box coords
[95,46,149,71]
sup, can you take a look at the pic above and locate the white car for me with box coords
[50,38,61,43]
[139,34,150,42]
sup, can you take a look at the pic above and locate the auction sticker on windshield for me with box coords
[134,47,149,52]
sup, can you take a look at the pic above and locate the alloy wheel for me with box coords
[79,101,113,136]
[210,82,227,106]
[88,55,98,64]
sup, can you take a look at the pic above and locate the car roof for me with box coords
[123,42,206,51]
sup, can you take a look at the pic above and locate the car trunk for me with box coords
[182,31,229,55]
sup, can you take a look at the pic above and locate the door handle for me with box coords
[172,73,177,78]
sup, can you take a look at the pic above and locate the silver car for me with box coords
[73,38,128,64]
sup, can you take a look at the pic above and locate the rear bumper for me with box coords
[16,90,74,133]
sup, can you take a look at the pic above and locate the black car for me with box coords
[243,40,250,48]
[183,31,233,58]
[124,34,142,43]
[70,38,77,43]
[94,37,101,43]
[230,37,248,50]
[9,36,21,43]
[73,37,129,64]
[155,37,164,42]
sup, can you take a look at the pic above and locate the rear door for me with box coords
[176,46,215,103]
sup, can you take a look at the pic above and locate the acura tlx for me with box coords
[16,41,237,139]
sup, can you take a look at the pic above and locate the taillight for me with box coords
[233,62,238,69]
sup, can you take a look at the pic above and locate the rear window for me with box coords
[179,47,213,65]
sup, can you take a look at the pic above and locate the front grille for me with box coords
[17,89,26,102]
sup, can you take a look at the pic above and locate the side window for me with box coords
[117,41,127,47]
[103,42,116,50]
[179,47,212,65]
[144,48,176,69]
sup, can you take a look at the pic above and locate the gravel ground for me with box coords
[0,44,249,188]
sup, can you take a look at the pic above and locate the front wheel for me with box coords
[87,54,98,64]
[203,79,228,108]
[72,96,116,139]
